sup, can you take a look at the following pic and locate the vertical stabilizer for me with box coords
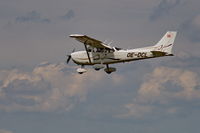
[154,31,177,54]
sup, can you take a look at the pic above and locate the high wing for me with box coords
[69,34,112,49]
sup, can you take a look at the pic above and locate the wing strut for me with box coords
[84,41,92,64]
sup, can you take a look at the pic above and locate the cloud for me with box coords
[181,14,200,42]
[117,66,200,119]
[15,11,51,23]
[116,103,154,118]
[150,0,180,21]
[0,129,12,133]
[60,9,75,21]
[137,67,200,101]
[0,62,111,112]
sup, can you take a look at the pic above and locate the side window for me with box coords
[88,49,92,52]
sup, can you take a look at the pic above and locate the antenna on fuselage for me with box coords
[108,40,113,46]
[103,39,113,46]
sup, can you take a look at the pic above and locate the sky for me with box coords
[0,0,200,133]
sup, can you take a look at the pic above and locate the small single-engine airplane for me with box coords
[66,31,177,74]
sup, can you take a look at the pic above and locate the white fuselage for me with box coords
[68,31,176,74]
[71,46,164,65]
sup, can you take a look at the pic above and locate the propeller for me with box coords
[66,48,75,64]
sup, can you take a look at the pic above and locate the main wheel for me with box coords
[78,72,84,74]
[104,67,116,74]
[106,71,112,74]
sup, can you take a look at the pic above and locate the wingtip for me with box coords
[69,34,84,37]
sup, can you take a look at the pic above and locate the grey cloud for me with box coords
[0,129,12,133]
[60,9,75,21]
[0,62,122,112]
[117,66,200,119]
[167,55,200,69]
[180,14,200,42]
[15,11,51,23]
[0,63,86,112]
[150,0,180,21]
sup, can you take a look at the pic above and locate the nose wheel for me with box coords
[77,65,87,74]
[104,64,116,74]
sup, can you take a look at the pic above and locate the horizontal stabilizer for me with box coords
[151,51,174,57]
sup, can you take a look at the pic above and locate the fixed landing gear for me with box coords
[77,64,116,74]
[77,65,87,74]
[104,64,116,74]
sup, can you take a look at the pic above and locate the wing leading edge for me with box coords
[69,34,112,49]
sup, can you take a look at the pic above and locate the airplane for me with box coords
[66,31,177,74]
